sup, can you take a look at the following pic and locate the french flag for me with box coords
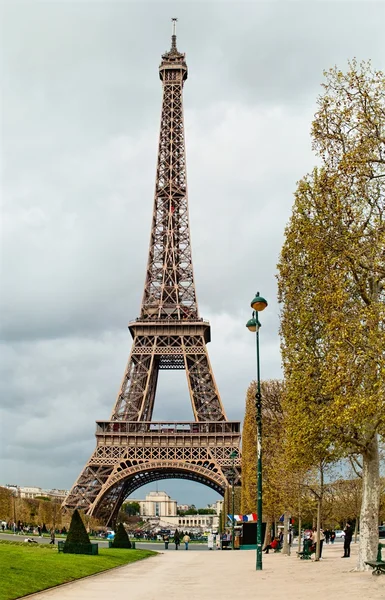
[245,513,257,522]
[228,514,257,522]
[228,514,241,522]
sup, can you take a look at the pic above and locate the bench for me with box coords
[297,539,313,560]
[365,543,385,576]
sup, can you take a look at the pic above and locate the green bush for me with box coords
[63,509,91,553]
[111,523,131,549]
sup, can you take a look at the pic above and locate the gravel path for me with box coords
[26,542,384,600]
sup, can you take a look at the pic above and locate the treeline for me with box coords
[0,486,66,529]
[241,380,385,547]
[0,487,99,531]
[242,60,385,571]
[242,381,385,513]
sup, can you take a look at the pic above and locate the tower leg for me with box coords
[111,352,159,421]
[184,342,227,421]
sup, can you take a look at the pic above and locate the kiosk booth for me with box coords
[239,521,266,550]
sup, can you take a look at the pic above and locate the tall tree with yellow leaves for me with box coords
[241,380,293,541]
[278,60,385,570]
[0,487,13,521]
[241,382,257,515]
[259,380,285,542]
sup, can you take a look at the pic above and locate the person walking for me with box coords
[342,523,353,558]
[330,530,336,544]
[49,528,55,545]
[288,528,293,556]
[278,530,284,549]
[183,533,190,550]
[163,534,169,550]
[324,529,330,544]
[174,530,180,550]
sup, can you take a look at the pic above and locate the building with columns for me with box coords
[165,514,219,531]
[132,491,220,531]
[137,491,177,517]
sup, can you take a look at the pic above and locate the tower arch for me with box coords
[89,460,227,525]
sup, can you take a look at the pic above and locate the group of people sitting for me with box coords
[263,537,281,554]
[263,530,288,554]
[304,522,353,559]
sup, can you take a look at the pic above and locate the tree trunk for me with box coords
[297,488,302,553]
[315,498,321,561]
[298,514,302,553]
[357,435,380,571]
[314,463,324,562]
[282,511,290,555]
[263,517,271,548]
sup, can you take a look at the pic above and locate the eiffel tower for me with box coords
[63,21,241,526]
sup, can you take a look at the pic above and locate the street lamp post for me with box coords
[246,292,268,571]
[230,450,238,550]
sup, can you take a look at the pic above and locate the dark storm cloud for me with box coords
[1,1,384,504]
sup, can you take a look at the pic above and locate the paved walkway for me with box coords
[28,543,384,600]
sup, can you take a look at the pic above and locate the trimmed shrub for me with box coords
[63,509,91,553]
[111,523,132,549]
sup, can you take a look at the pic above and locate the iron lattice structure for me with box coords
[63,26,241,526]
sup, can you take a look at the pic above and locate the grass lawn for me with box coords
[0,540,157,600]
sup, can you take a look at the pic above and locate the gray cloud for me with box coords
[1,0,384,507]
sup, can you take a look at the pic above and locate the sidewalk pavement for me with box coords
[28,542,384,600]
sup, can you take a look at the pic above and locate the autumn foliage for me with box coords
[241,382,257,514]
[277,60,385,570]
[241,381,290,522]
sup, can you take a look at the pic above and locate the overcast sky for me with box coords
[1,0,384,509]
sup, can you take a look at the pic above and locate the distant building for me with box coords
[128,491,220,531]
[207,500,223,516]
[46,489,68,502]
[167,514,219,531]
[4,484,19,496]
[19,486,43,499]
[3,484,68,501]
[136,491,177,517]
[143,513,219,531]
[177,500,223,515]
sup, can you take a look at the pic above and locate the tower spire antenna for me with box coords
[171,17,177,50]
